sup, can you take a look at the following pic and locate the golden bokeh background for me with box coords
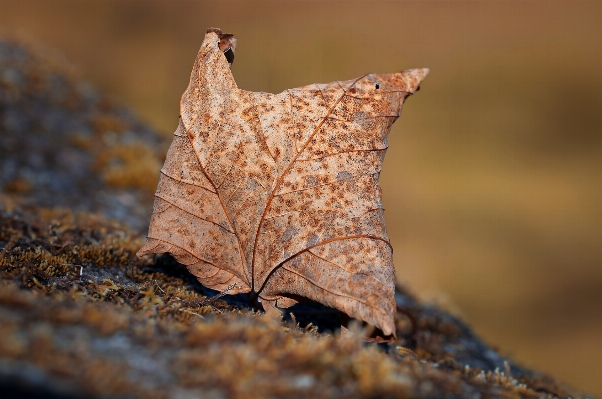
[2,1,601,396]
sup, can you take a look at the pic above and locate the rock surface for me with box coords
[0,37,587,399]
[0,38,167,232]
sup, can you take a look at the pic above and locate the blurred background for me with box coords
[1,0,600,396]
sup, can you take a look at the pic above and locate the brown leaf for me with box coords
[137,28,427,336]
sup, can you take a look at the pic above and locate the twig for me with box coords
[208,305,223,314]
[179,283,237,319]
[199,283,238,305]
[154,279,165,294]
[180,308,205,319]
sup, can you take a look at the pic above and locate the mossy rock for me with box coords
[0,37,167,232]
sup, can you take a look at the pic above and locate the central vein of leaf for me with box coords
[249,75,366,292]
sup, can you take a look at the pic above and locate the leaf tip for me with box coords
[402,68,429,93]
[136,239,154,258]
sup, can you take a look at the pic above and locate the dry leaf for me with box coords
[137,28,427,336]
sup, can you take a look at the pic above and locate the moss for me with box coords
[2,177,31,195]
[93,143,163,193]
[0,205,586,399]
[88,113,129,135]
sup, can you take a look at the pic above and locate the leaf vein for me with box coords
[251,75,368,290]
[160,169,216,193]
[153,193,234,234]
